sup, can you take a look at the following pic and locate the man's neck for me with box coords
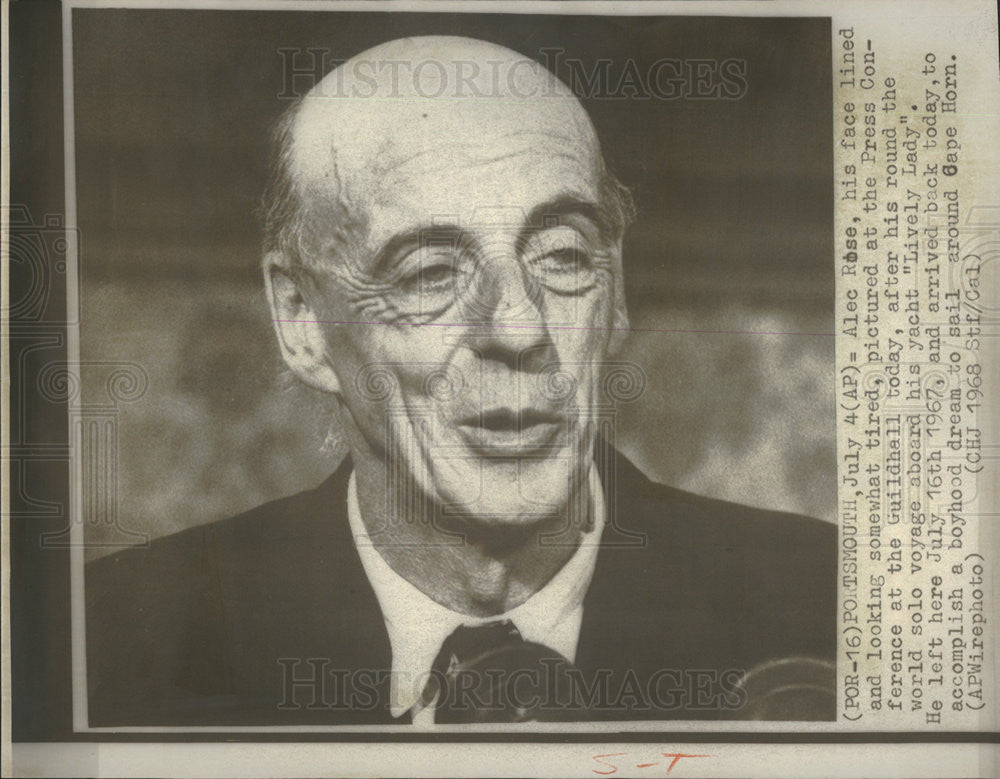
[351,456,586,617]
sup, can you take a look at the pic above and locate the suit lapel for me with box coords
[576,450,691,690]
[310,456,393,665]
[577,448,653,676]
[264,458,396,722]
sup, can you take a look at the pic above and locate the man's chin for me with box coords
[432,498,570,549]
[426,462,585,533]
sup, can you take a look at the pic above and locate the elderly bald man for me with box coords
[86,37,836,726]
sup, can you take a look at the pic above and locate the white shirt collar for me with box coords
[346,467,605,719]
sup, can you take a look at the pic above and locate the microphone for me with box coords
[728,656,837,720]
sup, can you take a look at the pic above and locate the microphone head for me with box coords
[729,656,837,720]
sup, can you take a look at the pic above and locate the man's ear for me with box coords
[263,252,342,395]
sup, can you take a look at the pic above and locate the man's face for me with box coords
[296,86,623,534]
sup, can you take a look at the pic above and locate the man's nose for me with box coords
[466,253,556,372]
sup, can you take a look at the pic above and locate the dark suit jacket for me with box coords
[86,450,836,726]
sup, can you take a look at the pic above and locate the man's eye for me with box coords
[400,261,457,292]
[531,245,593,281]
[523,226,599,292]
[418,263,456,286]
[536,247,583,273]
[526,243,597,295]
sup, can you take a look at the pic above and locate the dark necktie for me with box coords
[417,619,586,723]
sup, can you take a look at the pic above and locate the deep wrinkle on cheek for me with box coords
[590,263,621,323]
[543,274,613,332]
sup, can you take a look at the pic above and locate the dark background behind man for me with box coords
[74,11,833,557]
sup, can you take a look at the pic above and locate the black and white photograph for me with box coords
[7,0,998,776]
[75,8,837,727]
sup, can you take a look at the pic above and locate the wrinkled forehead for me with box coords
[287,38,605,226]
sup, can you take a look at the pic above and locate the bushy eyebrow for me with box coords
[368,193,611,276]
